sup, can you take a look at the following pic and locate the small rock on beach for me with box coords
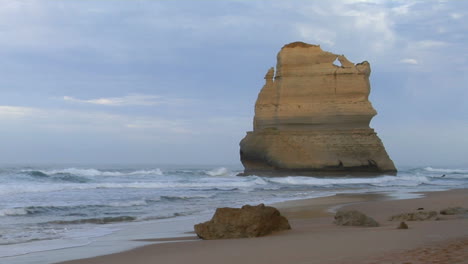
[334,210,379,227]
[397,221,409,229]
[439,207,468,215]
[389,211,438,221]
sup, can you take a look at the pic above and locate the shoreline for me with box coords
[56,188,468,264]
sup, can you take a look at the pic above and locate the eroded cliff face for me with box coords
[239,42,396,176]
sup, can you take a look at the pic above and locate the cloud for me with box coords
[0,106,37,119]
[62,94,186,106]
[285,0,397,55]
[295,25,336,46]
[391,3,415,15]
[0,105,249,137]
[0,105,190,135]
[415,40,449,49]
[400,58,418,65]
[450,13,463,20]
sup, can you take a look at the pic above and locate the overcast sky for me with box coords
[0,0,467,167]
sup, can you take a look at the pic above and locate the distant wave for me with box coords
[24,170,90,183]
[0,208,29,216]
[160,194,215,201]
[108,200,148,207]
[21,168,163,178]
[139,212,194,221]
[49,216,136,225]
[0,200,152,217]
[266,175,432,187]
[424,167,468,174]
[27,170,49,178]
[0,178,265,196]
[205,167,234,177]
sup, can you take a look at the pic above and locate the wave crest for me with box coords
[0,208,29,216]
[424,167,468,174]
[205,167,232,177]
[49,216,136,225]
[22,168,163,178]
[267,175,431,187]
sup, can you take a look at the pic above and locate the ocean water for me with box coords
[0,165,467,261]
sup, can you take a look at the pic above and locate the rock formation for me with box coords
[334,210,379,227]
[239,42,396,176]
[389,211,438,221]
[439,207,468,215]
[194,204,291,240]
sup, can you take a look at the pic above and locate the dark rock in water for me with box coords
[389,211,438,221]
[417,207,424,210]
[439,207,468,215]
[334,210,379,227]
[397,221,409,229]
[194,204,290,240]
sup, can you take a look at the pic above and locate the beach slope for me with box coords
[58,189,468,264]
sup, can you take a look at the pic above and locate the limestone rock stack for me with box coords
[239,42,396,176]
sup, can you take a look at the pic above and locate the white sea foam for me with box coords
[128,169,163,176]
[0,208,28,216]
[161,194,215,200]
[0,226,115,258]
[253,177,268,185]
[22,168,163,177]
[267,175,430,187]
[0,177,265,196]
[205,167,233,177]
[108,200,148,207]
[0,173,438,197]
[424,167,468,174]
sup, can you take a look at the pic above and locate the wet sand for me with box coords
[57,189,468,264]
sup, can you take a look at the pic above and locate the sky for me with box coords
[0,0,467,167]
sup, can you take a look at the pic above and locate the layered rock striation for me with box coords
[239,42,396,176]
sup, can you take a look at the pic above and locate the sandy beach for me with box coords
[57,189,468,264]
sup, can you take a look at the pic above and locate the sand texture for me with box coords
[57,189,468,264]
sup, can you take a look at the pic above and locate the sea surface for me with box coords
[0,164,467,262]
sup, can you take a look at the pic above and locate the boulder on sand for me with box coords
[397,221,409,229]
[194,204,291,240]
[334,210,379,227]
[439,207,468,215]
[389,211,438,221]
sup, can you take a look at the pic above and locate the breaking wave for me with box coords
[0,208,29,216]
[0,200,152,218]
[424,167,468,174]
[25,170,90,183]
[22,168,163,178]
[205,167,233,177]
[160,194,215,201]
[49,216,136,225]
[0,178,265,196]
[266,175,432,187]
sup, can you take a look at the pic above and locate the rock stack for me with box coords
[239,42,396,176]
